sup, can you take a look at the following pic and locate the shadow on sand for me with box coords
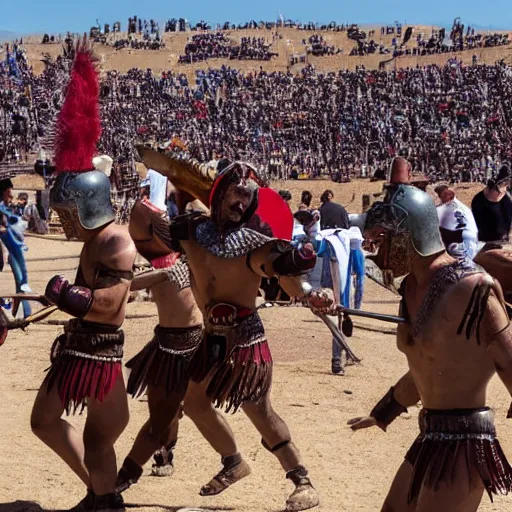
[0,502,47,512]
[0,501,236,512]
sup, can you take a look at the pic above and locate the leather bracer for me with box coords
[271,243,317,277]
[370,386,407,432]
[169,211,207,251]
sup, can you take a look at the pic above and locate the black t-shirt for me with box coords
[471,191,512,242]
[319,201,350,230]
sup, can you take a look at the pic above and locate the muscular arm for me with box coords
[483,282,512,399]
[248,242,316,299]
[392,371,421,408]
[350,371,420,432]
[85,234,137,320]
[130,269,168,291]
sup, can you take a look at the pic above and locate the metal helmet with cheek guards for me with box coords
[366,184,445,257]
[51,171,115,238]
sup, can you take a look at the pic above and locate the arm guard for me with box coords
[169,211,207,251]
[370,387,407,432]
[271,243,317,277]
[45,275,93,318]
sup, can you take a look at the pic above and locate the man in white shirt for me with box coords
[435,183,479,260]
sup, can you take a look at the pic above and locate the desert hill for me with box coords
[20,25,512,79]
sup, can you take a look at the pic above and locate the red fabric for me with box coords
[234,341,273,366]
[256,188,293,240]
[151,253,180,269]
[54,47,101,173]
[56,359,122,414]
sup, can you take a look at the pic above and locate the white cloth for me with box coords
[347,226,364,250]
[317,229,351,299]
[147,169,168,211]
[437,198,478,235]
[437,198,478,259]
[292,220,307,242]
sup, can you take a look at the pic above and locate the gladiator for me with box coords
[30,40,136,512]
[348,181,512,511]
[137,149,334,511]
[116,198,245,493]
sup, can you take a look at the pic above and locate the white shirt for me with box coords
[437,197,478,259]
[437,198,478,236]
[147,169,168,212]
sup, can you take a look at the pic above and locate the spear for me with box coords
[0,304,59,346]
[0,294,59,346]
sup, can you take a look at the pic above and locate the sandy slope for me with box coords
[22,26,512,78]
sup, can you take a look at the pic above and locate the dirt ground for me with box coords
[0,235,511,512]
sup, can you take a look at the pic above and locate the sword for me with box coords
[336,306,406,325]
[0,305,59,346]
[0,294,58,346]
[259,301,407,325]
[0,293,50,317]
[313,311,361,364]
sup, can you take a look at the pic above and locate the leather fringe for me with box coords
[126,339,191,398]
[405,408,512,503]
[44,356,122,415]
[191,337,273,413]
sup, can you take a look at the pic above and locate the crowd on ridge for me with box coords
[2,40,512,185]
[178,34,277,63]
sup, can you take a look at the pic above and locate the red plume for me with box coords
[54,35,101,173]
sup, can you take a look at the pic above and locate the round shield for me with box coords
[256,188,293,240]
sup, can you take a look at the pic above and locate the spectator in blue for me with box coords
[0,179,32,318]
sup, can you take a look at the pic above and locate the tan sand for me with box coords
[0,234,510,512]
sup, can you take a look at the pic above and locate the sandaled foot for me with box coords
[68,490,94,511]
[286,467,319,511]
[151,462,174,477]
[199,454,251,496]
[94,493,125,512]
[115,458,143,494]
[151,443,175,477]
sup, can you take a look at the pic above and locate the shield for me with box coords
[256,188,293,240]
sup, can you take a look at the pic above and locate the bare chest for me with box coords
[183,240,260,304]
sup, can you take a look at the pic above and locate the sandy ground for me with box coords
[0,236,511,512]
[21,26,512,78]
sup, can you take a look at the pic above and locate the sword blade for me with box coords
[315,311,361,364]
[337,307,406,324]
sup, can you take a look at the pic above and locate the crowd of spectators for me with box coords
[2,38,512,186]
[112,38,165,51]
[179,33,232,63]
[231,37,277,60]
[305,35,340,56]
[351,40,390,56]
[391,22,510,57]
[98,62,512,183]
[179,34,277,63]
